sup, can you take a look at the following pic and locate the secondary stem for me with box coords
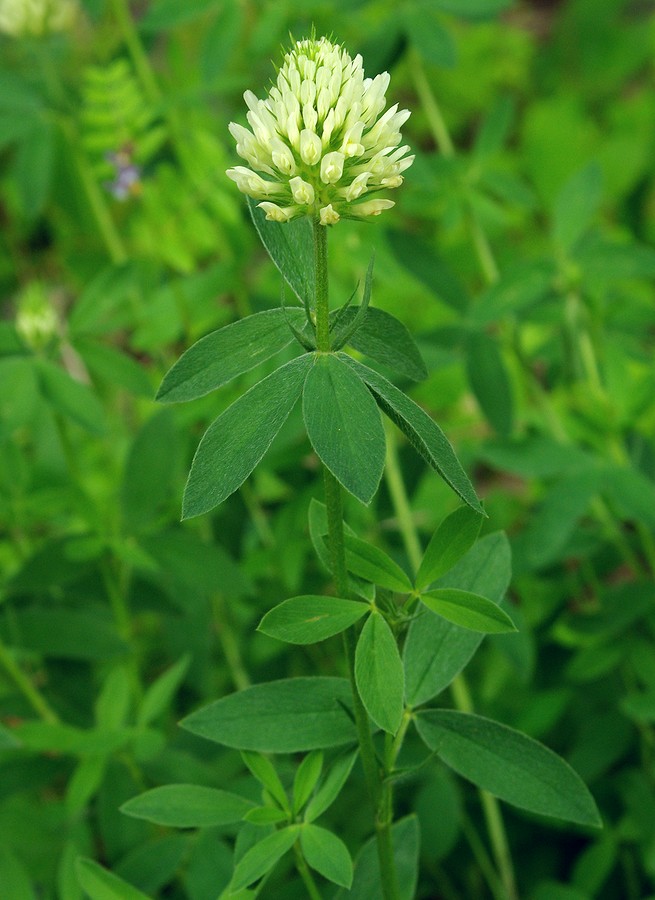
[294,842,323,900]
[313,218,400,900]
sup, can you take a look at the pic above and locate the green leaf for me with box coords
[415,506,483,590]
[553,162,602,252]
[258,596,369,645]
[120,785,254,827]
[16,722,131,756]
[574,236,655,281]
[404,533,512,706]
[465,332,514,437]
[335,307,428,382]
[293,751,323,815]
[36,359,106,435]
[6,608,127,661]
[386,230,469,312]
[420,588,517,633]
[77,340,153,397]
[355,612,404,734]
[248,197,315,310]
[243,806,289,825]
[305,752,358,825]
[66,755,108,815]
[95,666,131,730]
[230,826,300,892]
[76,858,150,900]
[241,752,289,812]
[137,655,190,728]
[403,3,457,68]
[181,677,356,752]
[415,711,602,827]
[344,535,413,593]
[301,824,353,888]
[182,354,312,518]
[121,409,178,531]
[341,356,483,514]
[303,353,385,505]
[156,309,304,403]
[336,815,419,900]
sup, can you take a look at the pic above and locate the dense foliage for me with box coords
[1,1,654,898]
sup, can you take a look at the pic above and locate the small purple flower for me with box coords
[104,145,142,200]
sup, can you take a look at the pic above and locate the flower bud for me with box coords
[226,35,413,225]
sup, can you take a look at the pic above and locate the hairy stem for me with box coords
[313,218,400,900]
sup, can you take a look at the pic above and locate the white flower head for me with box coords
[226,35,413,225]
[0,0,78,36]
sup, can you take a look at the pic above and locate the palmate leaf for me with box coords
[340,355,483,514]
[303,353,386,505]
[157,308,306,403]
[415,711,602,828]
[182,354,313,518]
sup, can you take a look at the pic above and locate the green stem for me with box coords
[0,638,59,724]
[459,812,510,900]
[109,0,162,106]
[313,218,399,900]
[466,208,500,285]
[384,422,422,573]
[409,52,455,159]
[313,219,330,351]
[294,842,323,900]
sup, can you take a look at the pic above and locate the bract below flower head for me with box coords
[226,35,414,225]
